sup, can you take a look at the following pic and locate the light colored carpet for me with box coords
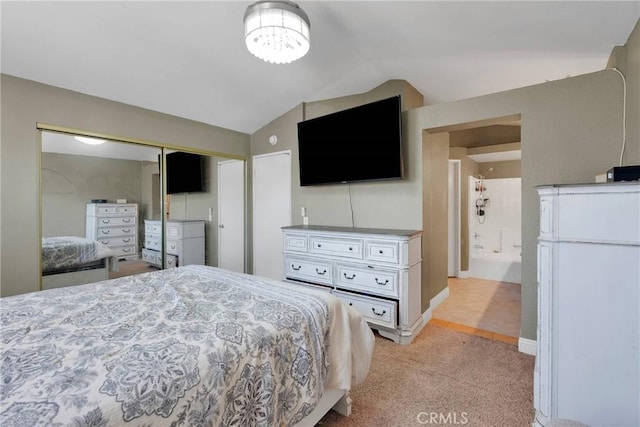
[319,324,535,426]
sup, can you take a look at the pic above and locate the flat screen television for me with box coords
[297,95,403,186]
[166,152,204,194]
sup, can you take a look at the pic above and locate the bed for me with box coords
[0,265,375,426]
[41,236,119,289]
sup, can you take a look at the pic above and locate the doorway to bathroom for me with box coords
[435,119,522,342]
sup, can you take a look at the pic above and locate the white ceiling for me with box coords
[2,1,638,135]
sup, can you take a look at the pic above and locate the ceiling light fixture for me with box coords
[75,136,106,145]
[244,1,310,64]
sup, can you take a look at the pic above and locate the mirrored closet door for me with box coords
[40,130,246,290]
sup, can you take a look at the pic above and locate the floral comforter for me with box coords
[42,236,116,273]
[0,265,374,426]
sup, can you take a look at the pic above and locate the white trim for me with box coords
[458,269,470,278]
[448,160,462,277]
[431,285,450,309]
[422,286,450,324]
[518,337,537,356]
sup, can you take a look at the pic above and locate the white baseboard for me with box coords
[457,270,470,278]
[518,337,537,356]
[431,285,450,309]
[422,286,450,324]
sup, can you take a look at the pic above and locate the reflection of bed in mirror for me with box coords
[3,265,375,426]
[41,236,119,290]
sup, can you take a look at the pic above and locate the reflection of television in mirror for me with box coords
[166,152,204,194]
[297,95,403,186]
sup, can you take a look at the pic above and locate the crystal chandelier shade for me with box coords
[244,1,310,64]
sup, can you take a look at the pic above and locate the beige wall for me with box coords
[1,74,250,297]
[253,24,639,342]
[2,20,637,343]
[41,153,145,238]
[414,65,637,340]
[251,80,425,233]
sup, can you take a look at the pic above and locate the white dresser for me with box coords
[534,182,639,427]
[86,203,138,260]
[282,225,423,344]
[142,219,205,268]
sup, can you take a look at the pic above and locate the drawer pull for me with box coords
[101,219,110,224]
[122,229,131,233]
[371,308,386,317]
[123,248,131,252]
[343,273,356,280]
[101,230,110,234]
[123,238,131,243]
[349,247,353,251]
[291,264,302,271]
[348,302,353,306]
[102,240,110,244]
[374,278,389,286]
[315,268,327,276]
[317,243,322,248]
[122,218,131,223]
[378,249,384,254]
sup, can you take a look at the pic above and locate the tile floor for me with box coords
[432,277,521,345]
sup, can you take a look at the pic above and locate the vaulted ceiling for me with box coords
[2,1,638,134]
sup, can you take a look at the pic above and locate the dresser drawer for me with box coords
[95,204,137,216]
[96,226,136,238]
[165,254,178,268]
[98,236,135,247]
[145,222,162,234]
[285,255,333,286]
[365,240,400,264]
[166,221,204,239]
[309,236,363,259]
[284,233,308,253]
[111,245,137,258]
[335,263,399,299]
[166,239,181,256]
[333,290,397,329]
[142,248,160,265]
[145,238,162,251]
[97,216,135,227]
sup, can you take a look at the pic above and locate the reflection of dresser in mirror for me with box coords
[86,203,139,260]
[142,219,205,268]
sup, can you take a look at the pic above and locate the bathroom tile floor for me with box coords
[432,277,521,345]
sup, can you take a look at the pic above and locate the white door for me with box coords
[218,159,245,273]
[253,151,291,280]
[448,160,460,277]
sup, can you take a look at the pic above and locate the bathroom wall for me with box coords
[468,176,522,256]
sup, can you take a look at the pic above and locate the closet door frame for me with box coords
[37,123,247,288]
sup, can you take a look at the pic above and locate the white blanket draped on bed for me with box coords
[0,265,374,426]
[41,236,118,273]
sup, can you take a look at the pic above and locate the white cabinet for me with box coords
[142,220,205,268]
[534,182,640,427]
[282,225,423,344]
[86,203,138,260]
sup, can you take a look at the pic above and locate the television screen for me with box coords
[297,95,403,186]
[166,152,204,194]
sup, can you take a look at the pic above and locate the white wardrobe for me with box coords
[534,182,639,426]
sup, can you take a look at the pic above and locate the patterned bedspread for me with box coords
[42,236,116,273]
[0,265,374,426]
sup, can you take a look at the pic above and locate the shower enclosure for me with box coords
[467,176,521,283]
